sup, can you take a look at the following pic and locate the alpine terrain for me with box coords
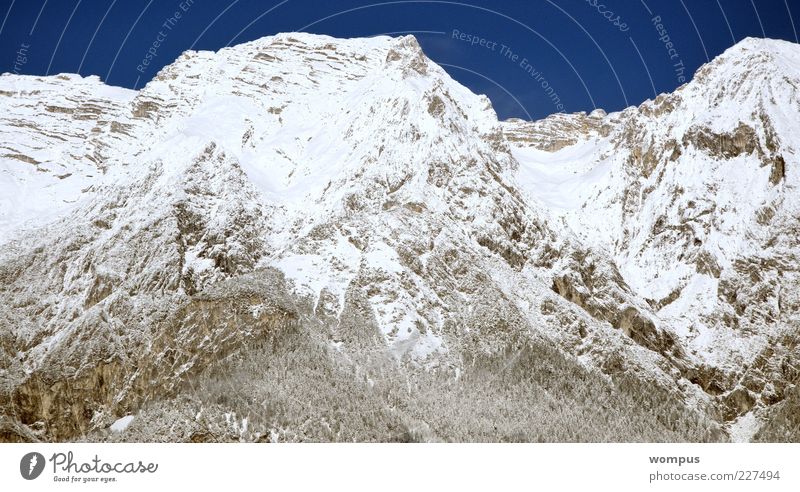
[0,33,798,443]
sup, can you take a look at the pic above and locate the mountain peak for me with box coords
[725,36,797,54]
[694,36,800,83]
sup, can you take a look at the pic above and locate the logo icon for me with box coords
[20,452,45,480]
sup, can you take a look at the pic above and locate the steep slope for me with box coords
[1,33,797,442]
[507,37,800,435]
[0,74,135,238]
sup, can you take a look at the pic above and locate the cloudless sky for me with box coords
[1,0,798,120]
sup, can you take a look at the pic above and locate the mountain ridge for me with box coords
[1,33,798,443]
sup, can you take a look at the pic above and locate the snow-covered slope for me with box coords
[1,34,798,442]
[506,37,800,434]
[0,74,135,237]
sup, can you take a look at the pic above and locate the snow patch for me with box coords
[728,410,761,443]
[110,415,134,433]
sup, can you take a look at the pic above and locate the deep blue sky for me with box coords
[1,0,798,120]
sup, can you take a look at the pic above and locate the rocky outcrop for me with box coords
[4,272,298,441]
[502,110,610,151]
[550,248,683,364]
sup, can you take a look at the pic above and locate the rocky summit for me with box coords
[0,33,798,443]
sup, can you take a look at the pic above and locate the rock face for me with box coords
[0,34,798,442]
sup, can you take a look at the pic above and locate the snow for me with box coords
[513,140,613,211]
[728,410,761,443]
[0,74,135,242]
[110,415,135,433]
[363,242,404,273]
[269,231,361,313]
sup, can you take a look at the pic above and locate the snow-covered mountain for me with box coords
[0,33,798,443]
